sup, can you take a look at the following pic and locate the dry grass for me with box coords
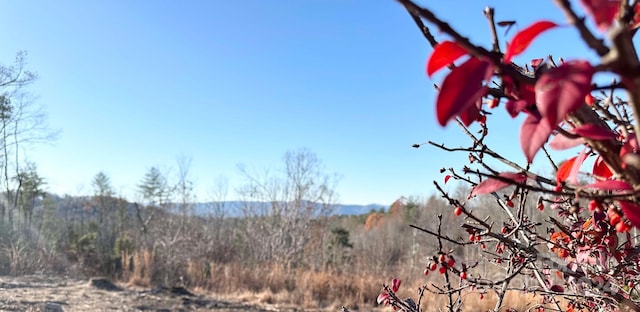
[122,255,549,311]
[193,262,544,311]
[181,261,381,309]
[128,249,154,287]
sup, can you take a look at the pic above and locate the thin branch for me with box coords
[552,0,610,57]
[396,0,534,85]
[405,8,438,47]
[483,7,501,53]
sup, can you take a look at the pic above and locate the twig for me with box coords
[405,8,438,47]
[410,224,466,246]
[552,0,610,57]
[396,0,534,85]
[483,7,501,53]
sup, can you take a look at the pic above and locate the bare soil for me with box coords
[0,275,295,312]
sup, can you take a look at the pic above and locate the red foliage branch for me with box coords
[358,1,640,312]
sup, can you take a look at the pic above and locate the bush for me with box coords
[366,1,640,311]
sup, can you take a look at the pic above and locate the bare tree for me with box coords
[237,148,338,267]
[0,52,57,227]
[207,174,229,219]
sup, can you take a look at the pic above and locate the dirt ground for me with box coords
[0,275,299,312]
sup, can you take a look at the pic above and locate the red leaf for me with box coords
[632,2,640,30]
[596,246,609,270]
[505,99,530,118]
[580,0,620,31]
[583,180,632,191]
[436,57,493,126]
[520,114,554,163]
[620,135,639,158]
[444,175,451,184]
[536,61,595,127]
[504,21,558,62]
[503,76,536,117]
[471,172,527,196]
[530,58,544,69]
[549,133,584,150]
[426,41,468,77]
[568,147,588,185]
[556,156,578,184]
[549,124,612,150]
[576,249,596,265]
[391,278,401,292]
[592,156,613,179]
[573,124,617,140]
[457,98,482,126]
[376,293,389,304]
[619,201,640,228]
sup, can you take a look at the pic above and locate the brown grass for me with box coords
[128,249,154,287]
[123,255,547,311]
[181,261,382,309]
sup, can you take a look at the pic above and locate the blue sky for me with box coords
[0,1,601,205]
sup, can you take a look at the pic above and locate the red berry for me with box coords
[501,227,508,234]
[469,234,476,242]
[454,206,463,216]
[537,203,544,211]
[610,214,622,226]
[496,258,502,264]
[479,294,484,300]
[438,253,446,263]
[629,281,635,288]
[439,266,447,274]
[480,243,486,250]
[460,271,467,280]
[506,200,514,208]
[423,268,429,276]
[429,262,438,271]
[588,200,601,212]
[585,93,595,106]
[558,249,570,258]
[616,221,630,233]
[447,256,455,267]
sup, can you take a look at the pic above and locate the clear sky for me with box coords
[0,1,601,205]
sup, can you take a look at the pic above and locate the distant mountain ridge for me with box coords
[192,201,385,217]
[42,195,386,218]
